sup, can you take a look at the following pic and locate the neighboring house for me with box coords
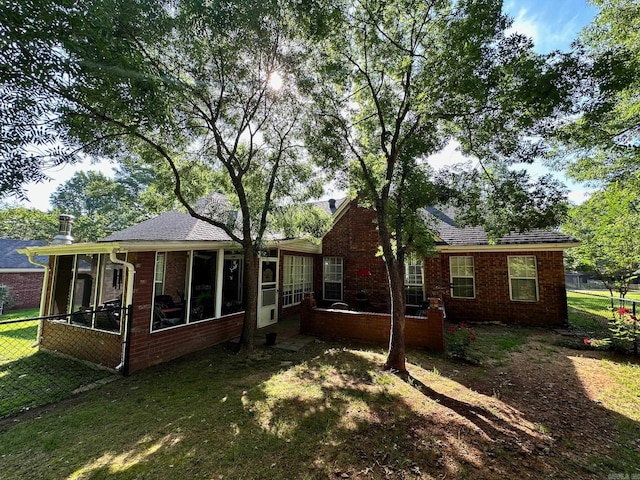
[0,239,47,311]
[19,196,577,373]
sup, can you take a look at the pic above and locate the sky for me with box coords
[10,0,599,211]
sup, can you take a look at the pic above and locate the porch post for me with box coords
[215,248,225,318]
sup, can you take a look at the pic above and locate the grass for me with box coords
[0,308,115,418]
[0,308,40,322]
[1,326,636,479]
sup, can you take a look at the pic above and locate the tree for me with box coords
[7,0,325,350]
[49,171,145,242]
[308,0,573,371]
[0,0,81,198]
[553,0,640,184]
[0,204,58,241]
[563,183,640,298]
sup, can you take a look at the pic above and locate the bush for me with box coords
[0,284,16,314]
[584,307,639,355]
[445,322,477,360]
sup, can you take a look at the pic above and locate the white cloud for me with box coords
[507,8,540,46]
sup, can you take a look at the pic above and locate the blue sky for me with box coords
[12,0,599,210]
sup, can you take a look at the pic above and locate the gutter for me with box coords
[109,250,136,376]
[21,251,50,346]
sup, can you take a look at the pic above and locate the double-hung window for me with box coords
[508,256,539,301]
[283,255,313,306]
[450,256,475,298]
[405,253,425,306]
[323,257,343,301]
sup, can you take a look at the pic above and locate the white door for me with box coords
[258,258,278,328]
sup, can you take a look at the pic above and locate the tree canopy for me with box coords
[563,183,640,296]
[3,0,328,349]
[553,0,640,185]
[308,0,575,371]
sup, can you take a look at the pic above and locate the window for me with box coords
[405,253,424,306]
[154,252,166,296]
[190,250,218,321]
[508,256,538,301]
[222,254,244,315]
[323,257,343,301]
[283,255,313,306]
[450,256,475,298]
[49,253,125,333]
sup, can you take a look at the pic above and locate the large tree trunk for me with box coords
[238,244,259,351]
[376,209,407,372]
[384,258,407,372]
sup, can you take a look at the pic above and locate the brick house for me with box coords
[0,239,47,312]
[18,196,576,373]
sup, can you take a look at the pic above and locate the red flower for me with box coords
[447,327,457,333]
[470,335,476,342]
[460,322,469,329]
[583,338,590,345]
[618,307,631,316]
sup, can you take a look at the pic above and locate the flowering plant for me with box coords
[445,322,476,359]
[583,306,639,355]
[609,307,639,355]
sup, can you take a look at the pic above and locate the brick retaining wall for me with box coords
[299,293,445,351]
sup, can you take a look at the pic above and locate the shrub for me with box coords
[0,284,16,314]
[445,322,476,360]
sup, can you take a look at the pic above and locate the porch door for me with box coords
[258,257,278,328]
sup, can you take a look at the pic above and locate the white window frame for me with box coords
[449,256,475,299]
[283,255,313,307]
[508,255,539,302]
[154,252,166,297]
[323,257,343,301]
[404,253,425,306]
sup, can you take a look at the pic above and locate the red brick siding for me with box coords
[300,304,445,351]
[39,320,122,368]
[322,201,390,311]
[0,271,44,310]
[321,201,569,326]
[425,251,568,326]
[126,251,244,373]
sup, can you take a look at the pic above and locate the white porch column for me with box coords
[215,248,225,318]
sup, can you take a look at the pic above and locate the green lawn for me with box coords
[1,308,115,418]
[0,309,40,363]
[0,326,638,479]
[566,290,640,337]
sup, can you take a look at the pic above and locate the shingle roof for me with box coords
[101,211,234,242]
[0,239,47,269]
[424,206,576,246]
[309,198,347,216]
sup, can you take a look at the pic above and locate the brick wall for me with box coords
[0,271,44,310]
[300,293,444,351]
[425,251,568,326]
[39,320,122,368]
[322,200,390,311]
[126,251,244,373]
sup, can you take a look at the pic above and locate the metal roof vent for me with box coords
[52,214,75,245]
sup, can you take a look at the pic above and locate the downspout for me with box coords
[24,251,50,346]
[110,250,135,375]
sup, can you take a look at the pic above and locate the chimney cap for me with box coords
[52,214,75,245]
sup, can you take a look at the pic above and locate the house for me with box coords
[18,196,577,373]
[0,239,47,312]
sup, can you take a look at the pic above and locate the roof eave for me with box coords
[436,242,580,253]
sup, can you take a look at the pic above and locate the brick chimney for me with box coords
[52,214,75,245]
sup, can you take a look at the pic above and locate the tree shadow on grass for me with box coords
[1,341,638,480]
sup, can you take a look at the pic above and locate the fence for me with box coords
[567,289,639,333]
[0,307,129,418]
